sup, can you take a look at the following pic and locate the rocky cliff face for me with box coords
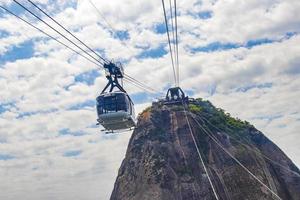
[110,99,300,200]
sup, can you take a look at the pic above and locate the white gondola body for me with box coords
[96,92,136,131]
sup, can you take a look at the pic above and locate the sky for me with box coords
[0,0,300,199]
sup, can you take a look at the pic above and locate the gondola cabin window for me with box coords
[97,93,130,115]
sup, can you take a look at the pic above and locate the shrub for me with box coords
[189,104,202,113]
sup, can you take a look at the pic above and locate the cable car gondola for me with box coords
[96,62,136,131]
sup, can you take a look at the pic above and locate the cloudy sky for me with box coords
[0,0,300,199]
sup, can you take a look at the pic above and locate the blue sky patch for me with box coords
[0,102,16,114]
[17,111,38,119]
[154,23,167,34]
[191,37,277,53]
[131,92,153,104]
[0,40,34,65]
[0,30,9,38]
[45,0,78,13]
[0,105,7,114]
[63,150,82,157]
[59,128,85,136]
[245,38,273,48]
[137,45,167,59]
[252,114,283,122]
[191,42,240,53]
[236,83,273,92]
[197,11,212,19]
[75,69,100,86]
[17,108,58,119]
[62,0,78,9]
[4,2,27,16]
[185,89,195,97]
[134,43,150,50]
[0,154,15,161]
[114,30,130,41]
[68,100,95,110]
[285,32,297,39]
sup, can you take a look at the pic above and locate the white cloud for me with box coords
[0,0,300,199]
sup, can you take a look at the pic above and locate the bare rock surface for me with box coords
[110,99,300,200]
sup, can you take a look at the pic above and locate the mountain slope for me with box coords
[110,99,300,200]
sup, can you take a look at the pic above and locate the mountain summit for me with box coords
[110,99,300,200]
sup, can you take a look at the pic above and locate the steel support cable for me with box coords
[26,0,108,64]
[87,0,135,54]
[87,0,162,95]
[26,0,161,95]
[0,5,104,69]
[166,107,196,199]
[123,77,154,93]
[124,76,154,92]
[124,75,154,92]
[162,0,177,86]
[174,0,179,86]
[198,115,300,178]
[124,74,162,94]
[181,102,219,200]
[88,0,162,94]
[168,0,177,86]
[123,77,157,94]
[6,1,161,95]
[88,0,115,35]
[191,116,282,200]
[12,0,105,67]
[1,5,159,96]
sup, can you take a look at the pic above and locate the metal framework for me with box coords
[101,62,126,94]
[164,87,189,104]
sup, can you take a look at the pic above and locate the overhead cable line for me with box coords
[12,0,105,66]
[124,75,157,94]
[198,115,300,178]
[123,77,156,94]
[125,74,160,93]
[182,102,219,200]
[5,1,159,94]
[124,74,161,94]
[87,0,115,35]
[26,0,159,94]
[0,5,152,94]
[26,0,108,64]
[168,0,177,86]
[87,0,136,56]
[162,0,177,86]
[0,5,103,69]
[87,0,161,94]
[174,0,180,86]
[191,115,282,200]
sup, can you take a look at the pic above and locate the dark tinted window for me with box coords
[96,96,104,114]
[116,94,127,111]
[97,93,129,114]
[104,96,117,112]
